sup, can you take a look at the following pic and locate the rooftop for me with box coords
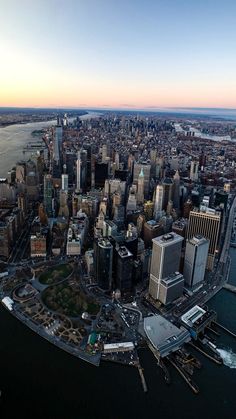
[144,315,191,358]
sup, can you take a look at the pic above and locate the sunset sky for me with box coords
[1,0,236,109]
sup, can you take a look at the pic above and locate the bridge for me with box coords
[223,283,236,293]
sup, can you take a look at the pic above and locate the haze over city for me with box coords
[1,1,236,419]
[1,0,236,109]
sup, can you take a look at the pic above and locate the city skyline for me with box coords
[1,0,236,108]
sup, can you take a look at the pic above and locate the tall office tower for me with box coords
[126,187,137,211]
[149,233,184,301]
[94,209,105,238]
[161,178,173,211]
[183,235,209,289]
[76,151,81,192]
[143,220,163,247]
[65,151,77,185]
[113,204,125,228]
[128,154,134,172]
[172,170,180,210]
[172,218,188,238]
[38,203,48,226]
[99,198,107,217]
[153,184,164,220]
[72,195,78,217]
[166,200,173,216]
[183,199,193,218]
[95,239,113,290]
[26,162,39,201]
[133,163,151,198]
[102,144,108,163]
[104,179,109,197]
[112,192,122,213]
[190,160,199,182]
[157,272,184,305]
[137,167,144,204]
[187,209,221,270]
[115,152,120,170]
[95,162,109,188]
[17,193,27,217]
[58,190,69,218]
[80,149,88,192]
[115,246,133,292]
[83,143,93,190]
[53,126,63,165]
[61,174,68,192]
[150,149,157,164]
[143,201,154,221]
[224,182,230,193]
[43,174,53,217]
[16,161,26,183]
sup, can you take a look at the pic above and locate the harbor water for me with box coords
[0,121,236,419]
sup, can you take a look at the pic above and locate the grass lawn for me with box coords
[42,283,100,317]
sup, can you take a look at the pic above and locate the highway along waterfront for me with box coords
[0,263,235,419]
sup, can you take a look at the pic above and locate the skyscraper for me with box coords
[43,174,53,217]
[172,170,180,210]
[137,167,144,204]
[149,232,183,300]
[58,190,69,218]
[133,163,151,198]
[61,174,68,192]
[162,178,173,211]
[115,246,133,292]
[95,239,113,290]
[102,144,107,163]
[190,160,199,182]
[187,209,221,270]
[153,184,164,220]
[76,151,81,192]
[183,235,209,288]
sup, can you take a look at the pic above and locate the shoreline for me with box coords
[0,111,89,129]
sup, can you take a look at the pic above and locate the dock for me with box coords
[213,321,236,338]
[136,362,148,393]
[188,342,222,365]
[167,356,199,394]
[223,283,236,294]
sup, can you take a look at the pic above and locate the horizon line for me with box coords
[1,105,236,112]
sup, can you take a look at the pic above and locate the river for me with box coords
[0,112,100,178]
[0,120,236,418]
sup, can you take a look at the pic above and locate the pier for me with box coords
[188,342,222,365]
[136,362,148,393]
[223,283,236,294]
[167,356,199,394]
[213,321,236,338]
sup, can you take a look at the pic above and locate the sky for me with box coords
[0,0,236,109]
